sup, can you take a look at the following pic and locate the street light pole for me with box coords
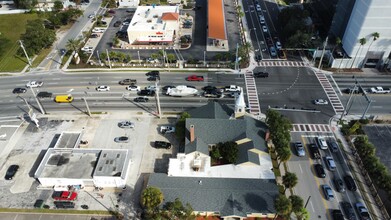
[304,196,311,208]
[203,50,206,66]
[82,97,91,117]
[155,80,162,119]
[29,87,45,114]
[318,36,328,69]
[137,50,141,64]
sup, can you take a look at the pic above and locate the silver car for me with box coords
[118,121,135,128]
[294,142,305,157]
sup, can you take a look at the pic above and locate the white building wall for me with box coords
[341,0,391,69]
[117,0,140,8]
[93,176,125,188]
[38,177,86,187]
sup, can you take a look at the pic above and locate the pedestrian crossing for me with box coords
[314,72,344,114]
[244,72,261,115]
[258,61,306,67]
[291,124,333,133]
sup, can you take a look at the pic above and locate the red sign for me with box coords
[156,32,163,35]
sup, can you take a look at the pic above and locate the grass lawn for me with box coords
[0,13,39,72]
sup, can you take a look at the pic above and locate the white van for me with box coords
[259,15,265,24]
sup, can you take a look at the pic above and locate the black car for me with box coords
[13,88,27,94]
[155,141,172,149]
[33,199,44,209]
[5,164,19,180]
[341,202,356,220]
[134,97,149,102]
[309,143,321,159]
[54,201,75,209]
[138,90,155,96]
[255,55,262,62]
[334,178,346,192]
[113,21,122,27]
[146,70,160,77]
[37,91,53,98]
[202,85,217,92]
[147,76,159,81]
[253,71,269,78]
[314,164,326,178]
[344,175,357,191]
[204,90,223,98]
[331,209,344,220]
[328,141,339,153]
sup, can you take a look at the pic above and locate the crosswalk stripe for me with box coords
[291,124,332,133]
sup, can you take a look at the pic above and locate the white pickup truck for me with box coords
[224,85,241,92]
[369,87,391,94]
[160,126,175,134]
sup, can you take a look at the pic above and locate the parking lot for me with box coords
[0,112,180,217]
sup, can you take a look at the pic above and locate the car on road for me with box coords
[255,54,262,62]
[325,156,336,171]
[145,85,157,91]
[262,25,268,32]
[186,75,204,81]
[253,71,269,78]
[113,21,122,27]
[37,91,53,98]
[88,14,95,19]
[269,46,277,57]
[341,202,356,220]
[259,15,265,24]
[147,76,159,81]
[5,165,19,180]
[26,81,43,88]
[146,70,160,77]
[118,121,135,129]
[334,178,346,193]
[119,78,137,85]
[322,184,334,200]
[355,202,371,220]
[328,140,339,152]
[12,88,27,94]
[344,175,357,191]
[331,209,344,220]
[96,85,110,91]
[138,90,155,96]
[256,4,261,11]
[309,143,321,159]
[314,99,328,105]
[202,86,217,92]
[316,137,328,150]
[314,164,326,178]
[155,141,172,149]
[60,49,67,55]
[127,85,140,91]
[33,199,44,209]
[294,142,305,157]
[275,41,282,50]
[114,136,129,143]
[134,97,149,102]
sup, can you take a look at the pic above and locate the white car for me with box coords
[275,41,282,50]
[316,137,328,150]
[26,81,43,88]
[92,28,105,33]
[88,14,95,19]
[256,4,261,11]
[118,121,135,128]
[96,85,110,91]
[160,126,175,134]
[262,26,268,33]
[127,85,140,91]
[314,99,328,105]
[145,85,157,91]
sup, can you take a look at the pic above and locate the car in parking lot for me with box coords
[155,141,172,149]
[328,140,339,152]
[314,99,328,105]
[127,85,140,91]
[314,164,326,178]
[96,85,110,91]
[355,202,371,220]
[269,46,277,57]
[316,137,328,150]
[322,184,334,200]
[118,121,135,128]
[114,136,129,143]
[344,175,357,191]
[341,202,356,220]
[12,88,27,94]
[262,25,268,32]
[294,142,305,157]
[325,156,336,171]
[134,97,149,102]
[5,164,19,180]
[26,81,43,88]
[37,91,53,98]
[334,178,346,192]
[33,199,44,209]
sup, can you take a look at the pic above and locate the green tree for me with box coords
[350,37,367,69]
[65,38,81,52]
[13,0,37,9]
[296,207,310,220]
[166,53,176,63]
[283,172,298,193]
[277,147,291,167]
[140,186,164,211]
[363,32,380,68]
[175,112,191,143]
[163,198,195,219]
[217,141,239,164]
[289,195,304,214]
[53,0,63,12]
[286,31,311,48]
[274,195,292,219]
[19,19,56,56]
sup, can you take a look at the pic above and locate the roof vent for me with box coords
[198,180,202,185]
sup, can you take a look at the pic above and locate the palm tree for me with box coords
[65,39,81,52]
[362,32,380,68]
[350,37,366,69]
[140,186,164,213]
[282,172,298,193]
[277,147,291,168]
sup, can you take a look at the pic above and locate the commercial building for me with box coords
[330,0,391,69]
[117,0,139,8]
[126,6,180,45]
[34,132,131,189]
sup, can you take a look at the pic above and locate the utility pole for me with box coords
[235,43,239,73]
[318,36,328,69]
[106,49,112,69]
[82,97,91,116]
[137,50,141,64]
[29,87,45,114]
[340,83,356,121]
[19,40,32,67]
[155,80,162,118]
[164,49,170,72]
[96,50,102,66]
[304,196,311,208]
[203,50,206,66]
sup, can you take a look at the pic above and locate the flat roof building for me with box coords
[127,6,180,45]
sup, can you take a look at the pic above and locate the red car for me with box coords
[52,191,78,201]
[186,75,204,81]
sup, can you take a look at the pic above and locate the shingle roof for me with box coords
[185,138,209,155]
[187,101,233,119]
[208,0,227,40]
[161,12,179,21]
[148,173,278,217]
[236,141,260,165]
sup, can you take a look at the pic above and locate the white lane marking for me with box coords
[83,77,93,79]
[310,201,315,212]
[67,89,74,93]
[52,78,61,80]
[299,164,303,173]
[46,82,59,85]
